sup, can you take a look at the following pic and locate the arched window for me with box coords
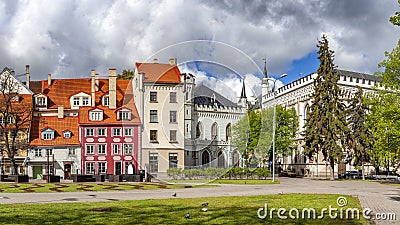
[196,122,203,139]
[202,150,210,168]
[225,123,231,141]
[211,122,218,140]
[232,151,240,167]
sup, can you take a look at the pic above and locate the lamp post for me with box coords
[267,73,287,182]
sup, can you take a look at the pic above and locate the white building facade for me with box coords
[262,69,381,177]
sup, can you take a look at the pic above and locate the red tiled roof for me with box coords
[79,92,141,125]
[135,62,181,84]
[30,116,79,146]
[0,94,33,129]
[30,78,132,109]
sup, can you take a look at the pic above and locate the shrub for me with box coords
[167,168,182,179]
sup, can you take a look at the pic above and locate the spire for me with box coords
[263,57,268,79]
[240,76,247,99]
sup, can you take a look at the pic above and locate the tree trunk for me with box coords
[329,158,335,181]
[361,160,365,180]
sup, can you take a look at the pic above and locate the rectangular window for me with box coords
[86,162,95,174]
[90,112,102,121]
[124,144,133,154]
[34,149,42,157]
[150,130,158,143]
[82,97,89,106]
[150,110,158,122]
[169,153,178,168]
[112,144,120,155]
[149,153,158,173]
[98,144,106,154]
[37,97,46,106]
[73,97,80,106]
[86,128,94,136]
[169,111,177,123]
[98,128,106,136]
[103,96,109,106]
[68,148,76,156]
[43,132,53,140]
[86,145,94,154]
[98,162,106,174]
[150,92,157,102]
[46,149,53,155]
[0,117,4,124]
[170,92,177,103]
[112,128,121,136]
[7,117,13,124]
[170,130,177,143]
[118,111,131,120]
[124,128,133,136]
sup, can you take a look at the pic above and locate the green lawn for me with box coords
[0,194,367,224]
[168,179,279,185]
[0,183,200,193]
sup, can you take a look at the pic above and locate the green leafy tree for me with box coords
[366,39,400,174]
[231,110,261,167]
[117,69,134,80]
[347,86,373,180]
[304,35,349,180]
[390,0,400,26]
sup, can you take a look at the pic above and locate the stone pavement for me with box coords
[0,178,398,224]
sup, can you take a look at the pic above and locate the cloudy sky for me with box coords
[0,0,399,101]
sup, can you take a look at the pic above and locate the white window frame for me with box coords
[34,149,42,157]
[112,128,121,136]
[90,111,103,121]
[82,97,89,106]
[112,144,120,155]
[85,128,94,136]
[63,131,71,139]
[98,144,106,155]
[86,162,95,174]
[124,144,133,155]
[73,97,80,106]
[118,110,131,121]
[98,128,106,136]
[124,128,133,136]
[102,96,109,106]
[98,162,106,174]
[37,97,46,106]
[86,144,95,155]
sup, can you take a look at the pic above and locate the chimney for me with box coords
[25,65,30,88]
[109,68,117,109]
[153,58,158,64]
[169,58,177,66]
[138,72,144,92]
[95,73,99,91]
[57,106,64,119]
[47,74,52,86]
[91,69,95,106]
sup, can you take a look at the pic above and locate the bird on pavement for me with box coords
[172,193,177,197]
[185,212,191,219]
[278,191,283,195]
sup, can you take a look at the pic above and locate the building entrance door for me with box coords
[64,164,71,179]
[115,162,121,175]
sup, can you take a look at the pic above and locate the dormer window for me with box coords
[41,128,55,140]
[63,130,72,139]
[73,97,80,106]
[70,92,92,109]
[11,96,19,102]
[102,96,109,106]
[118,109,131,121]
[37,97,46,106]
[82,97,89,106]
[89,109,103,121]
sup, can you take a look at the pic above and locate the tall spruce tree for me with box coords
[347,86,373,180]
[304,35,349,180]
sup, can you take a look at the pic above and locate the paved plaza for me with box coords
[0,178,399,224]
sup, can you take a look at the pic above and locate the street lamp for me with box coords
[268,73,287,182]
